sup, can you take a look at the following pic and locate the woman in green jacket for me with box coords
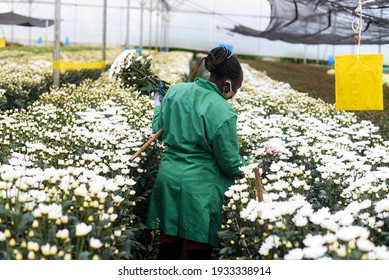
[147,46,244,260]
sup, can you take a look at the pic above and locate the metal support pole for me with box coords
[165,10,169,51]
[303,21,308,64]
[140,0,145,50]
[161,4,165,50]
[149,0,153,49]
[379,8,382,53]
[11,0,14,46]
[102,0,107,65]
[257,0,261,55]
[29,0,32,46]
[332,15,337,57]
[316,17,322,64]
[53,0,61,87]
[125,0,130,49]
[161,3,166,51]
[155,0,160,50]
[74,2,78,44]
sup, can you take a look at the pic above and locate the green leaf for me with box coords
[78,251,91,260]
[0,204,11,218]
[15,212,34,236]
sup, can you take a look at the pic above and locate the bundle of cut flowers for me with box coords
[109,49,170,97]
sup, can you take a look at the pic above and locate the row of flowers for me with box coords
[218,64,389,259]
[0,50,192,259]
[0,48,123,111]
[1,48,387,260]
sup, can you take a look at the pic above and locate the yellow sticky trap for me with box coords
[335,54,383,111]
[53,60,106,70]
[0,38,5,48]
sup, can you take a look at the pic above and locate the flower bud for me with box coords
[32,220,39,228]
[28,251,35,260]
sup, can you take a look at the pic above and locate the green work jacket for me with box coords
[146,77,243,247]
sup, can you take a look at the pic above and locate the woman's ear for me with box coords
[223,80,232,93]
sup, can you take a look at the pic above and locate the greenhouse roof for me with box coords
[0,12,54,28]
[230,0,389,45]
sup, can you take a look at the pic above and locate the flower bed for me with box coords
[219,65,389,260]
[0,49,388,260]
[0,50,192,260]
[0,48,126,111]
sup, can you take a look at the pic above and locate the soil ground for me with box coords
[242,59,389,140]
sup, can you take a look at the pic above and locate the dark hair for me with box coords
[192,47,242,80]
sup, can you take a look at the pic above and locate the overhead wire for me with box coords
[179,0,242,25]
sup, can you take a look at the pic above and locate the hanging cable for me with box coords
[352,0,375,59]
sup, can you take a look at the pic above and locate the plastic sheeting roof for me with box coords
[0,12,54,27]
[230,0,389,45]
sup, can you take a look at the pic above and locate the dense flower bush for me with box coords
[0,60,51,110]
[218,65,389,260]
[0,50,192,259]
[0,48,122,111]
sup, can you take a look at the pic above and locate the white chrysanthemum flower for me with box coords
[367,246,389,260]
[259,235,281,255]
[97,191,109,200]
[89,181,104,194]
[336,226,370,242]
[303,246,327,259]
[109,49,136,82]
[113,195,124,204]
[1,172,14,182]
[105,180,120,192]
[47,204,63,220]
[356,238,374,252]
[224,190,234,198]
[110,214,118,222]
[303,234,326,247]
[309,207,330,225]
[339,213,354,226]
[76,223,93,237]
[126,179,137,186]
[50,245,58,255]
[41,243,51,256]
[293,215,308,227]
[0,231,6,241]
[375,199,389,213]
[230,184,249,192]
[284,248,304,260]
[323,233,337,244]
[336,245,347,258]
[74,185,89,197]
[297,203,314,217]
[27,241,40,252]
[89,237,103,249]
[56,229,69,240]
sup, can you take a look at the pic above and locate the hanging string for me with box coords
[352,0,375,60]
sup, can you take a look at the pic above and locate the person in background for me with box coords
[147,46,244,260]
